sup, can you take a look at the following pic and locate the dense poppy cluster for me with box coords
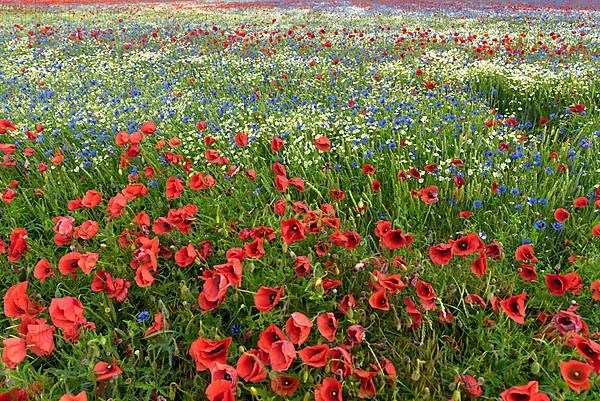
[0,1,598,400]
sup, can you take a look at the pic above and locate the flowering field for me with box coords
[0,1,599,400]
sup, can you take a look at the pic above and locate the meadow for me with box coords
[0,1,599,400]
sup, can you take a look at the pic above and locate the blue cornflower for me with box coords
[473,200,483,209]
[534,220,547,231]
[510,188,520,195]
[497,185,507,195]
[552,222,563,231]
[537,198,548,207]
[515,204,524,211]
[230,324,243,337]
[521,238,531,245]
[149,179,159,188]
[136,311,150,323]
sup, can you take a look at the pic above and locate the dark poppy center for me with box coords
[572,371,580,378]
[331,391,338,397]
[510,301,520,313]
[459,242,468,250]
[106,364,112,370]
[208,346,223,355]
[224,373,232,381]
[380,298,386,305]
[270,294,276,302]
[283,379,290,386]
[70,260,78,268]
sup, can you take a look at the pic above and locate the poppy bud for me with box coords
[411,370,421,381]
[452,389,461,401]
[250,387,258,397]
[531,361,541,374]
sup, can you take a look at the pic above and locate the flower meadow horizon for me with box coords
[0,1,599,400]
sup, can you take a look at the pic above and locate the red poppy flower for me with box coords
[273,200,287,216]
[368,289,390,311]
[455,374,482,398]
[416,280,436,311]
[317,312,338,342]
[106,193,128,220]
[257,324,286,353]
[298,344,329,368]
[78,253,99,275]
[189,336,232,372]
[254,286,284,313]
[593,224,600,236]
[371,270,405,294]
[271,376,299,397]
[417,185,439,204]
[244,237,266,259]
[236,350,268,383]
[404,297,422,330]
[0,388,29,401]
[175,244,197,267]
[275,175,289,193]
[452,233,483,256]
[346,324,366,344]
[362,164,376,175]
[166,177,184,199]
[140,121,156,134]
[285,312,312,345]
[560,360,593,393]
[213,259,242,287]
[25,321,55,356]
[465,293,486,307]
[429,243,453,266]
[34,258,55,282]
[470,250,488,277]
[58,392,87,401]
[545,274,569,296]
[484,240,503,259]
[553,208,571,223]
[270,136,284,152]
[515,244,538,262]
[499,292,527,324]
[591,280,600,300]
[94,356,122,381]
[49,296,86,331]
[205,379,234,401]
[143,312,164,338]
[573,335,600,373]
[7,228,28,262]
[270,340,296,372]
[315,136,330,152]
[315,377,343,401]
[234,132,248,147]
[281,218,306,244]
[381,229,412,250]
[518,264,538,282]
[573,196,588,208]
[500,381,539,401]
[198,273,230,313]
[73,220,99,240]
[559,273,580,295]
[2,337,26,369]
[4,281,43,319]
[81,190,101,208]
[337,294,355,316]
